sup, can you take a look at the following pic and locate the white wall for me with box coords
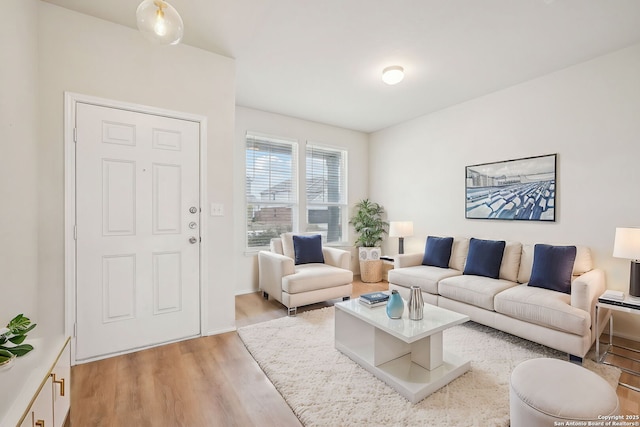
[370,43,640,340]
[37,3,236,337]
[234,106,369,294]
[0,0,39,324]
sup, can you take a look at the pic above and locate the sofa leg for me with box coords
[569,354,583,365]
[287,306,297,317]
[343,296,350,301]
[262,291,269,300]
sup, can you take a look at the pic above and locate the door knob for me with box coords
[189,207,198,214]
[189,236,198,244]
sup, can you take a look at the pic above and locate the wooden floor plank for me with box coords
[71,277,640,425]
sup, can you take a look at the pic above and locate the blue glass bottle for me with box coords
[386,290,404,319]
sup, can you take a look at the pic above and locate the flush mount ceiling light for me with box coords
[136,0,184,45]
[382,66,404,85]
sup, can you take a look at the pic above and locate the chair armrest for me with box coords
[571,268,605,313]
[394,253,423,268]
[322,247,351,270]
[258,251,295,297]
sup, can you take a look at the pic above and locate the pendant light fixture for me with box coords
[136,0,184,45]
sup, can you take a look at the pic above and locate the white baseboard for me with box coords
[235,288,260,296]
[204,326,237,336]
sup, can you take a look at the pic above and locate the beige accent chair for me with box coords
[258,234,353,316]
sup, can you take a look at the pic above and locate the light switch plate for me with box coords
[210,203,224,216]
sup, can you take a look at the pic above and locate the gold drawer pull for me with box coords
[35,420,45,427]
[52,373,65,397]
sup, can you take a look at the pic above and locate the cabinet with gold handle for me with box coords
[51,373,65,397]
[26,376,53,427]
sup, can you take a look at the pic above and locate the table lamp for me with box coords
[613,227,640,299]
[389,221,413,255]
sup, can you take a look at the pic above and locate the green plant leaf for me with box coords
[9,335,26,345]
[7,314,32,334]
[3,344,34,357]
[20,324,36,335]
[0,348,13,363]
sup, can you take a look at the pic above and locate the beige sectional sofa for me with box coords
[388,237,609,361]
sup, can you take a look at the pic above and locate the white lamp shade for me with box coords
[613,227,640,260]
[389,221,414,238]
[136,0,184,45]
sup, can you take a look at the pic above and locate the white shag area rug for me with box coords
[237,306,620,427]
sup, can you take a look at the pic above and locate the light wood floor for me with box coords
[71,278,639,426]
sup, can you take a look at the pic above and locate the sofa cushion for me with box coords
[281,232,322,260]
[281,232,296,259]
[499,241,522,282]
[450,237,470,271]
[463,238,506,279]
[422,236,454,268]
[518,244,593,284]
[389,265,461,295]
[282,264,353,294]
[494,284,590,336]
[438,275,518,311]
[528,244,577,294]
[293,234,324,265]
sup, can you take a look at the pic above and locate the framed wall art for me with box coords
[465,153,557,221]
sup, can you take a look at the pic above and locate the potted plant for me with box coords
[0,314,36,371]
[349,199,389,282]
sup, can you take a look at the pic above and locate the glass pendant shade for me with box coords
[136,0,184,45]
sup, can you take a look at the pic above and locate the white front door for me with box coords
[75,102,201,361]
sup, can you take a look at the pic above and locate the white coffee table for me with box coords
[335,298,470,404]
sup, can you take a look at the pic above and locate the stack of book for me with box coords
[598,290,624,303]
[598,290,640,309]
[359,292,389,308]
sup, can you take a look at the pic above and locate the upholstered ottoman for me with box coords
[510,358,619,427]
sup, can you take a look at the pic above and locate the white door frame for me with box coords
[64,92,208,365]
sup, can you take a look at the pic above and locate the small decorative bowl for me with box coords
[0,350,17,372]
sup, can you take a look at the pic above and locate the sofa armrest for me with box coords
[258,251,295,298]
[571,269,605,313]
[322,247,351,270]
[394,253,423,268]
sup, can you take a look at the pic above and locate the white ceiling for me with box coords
[43,0,640,133]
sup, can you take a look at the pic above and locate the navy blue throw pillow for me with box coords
[528,244,577,294]
[293,234,324,265]
[422,236,454,268]
[463,238,506,279]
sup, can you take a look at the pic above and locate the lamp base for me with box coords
[398,237,404,255]
[630,260,640,298]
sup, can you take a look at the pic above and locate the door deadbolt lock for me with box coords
[189,207,198,214]
[189,222,197,229]
[189,236,198,244]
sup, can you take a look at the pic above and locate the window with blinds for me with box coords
[306,144,347,243]
[245,133,298,247]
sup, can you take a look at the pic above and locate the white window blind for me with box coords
[245,133,298,247]
[305,143,347,243]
